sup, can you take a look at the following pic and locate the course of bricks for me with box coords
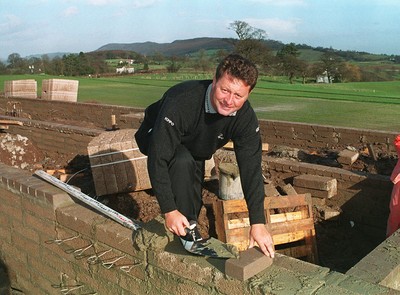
[0,96,400,293]
[0,163,400,294]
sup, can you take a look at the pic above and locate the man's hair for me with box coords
[215,54,258,91]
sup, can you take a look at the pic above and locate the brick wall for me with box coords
[259,120,398,155]
[1,163,399,294]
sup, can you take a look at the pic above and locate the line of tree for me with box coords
[1,20,399,83]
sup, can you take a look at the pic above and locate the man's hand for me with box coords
[249,223,275,258]
[165,210,190,236]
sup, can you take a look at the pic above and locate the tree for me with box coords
[229,21,267,40]
[320,51,343,82]
[7,53,27,74]
[192,49,212,72]
[228,20,272,66]
[0,60,7,74]
[276,43,305,84]
[338,62,361,82]
[166,56,181,73]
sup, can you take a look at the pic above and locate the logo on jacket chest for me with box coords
[217,133,224,140]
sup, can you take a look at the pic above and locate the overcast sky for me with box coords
[1,0,399,59]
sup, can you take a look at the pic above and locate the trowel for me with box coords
[34,170,236,259]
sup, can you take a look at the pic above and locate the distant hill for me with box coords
[96,37,235,56]
[95,37,392,63]
[96,37,290,56]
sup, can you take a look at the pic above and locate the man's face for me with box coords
[210,72,252,116]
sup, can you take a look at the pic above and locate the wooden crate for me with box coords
[87,128,151,196]
[213,194,318,263]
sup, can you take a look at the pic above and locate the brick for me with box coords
[225,247,273,281]
[12,231,40,259]
[280,183,298,195]
[311,196,326,206]
[337,149,359,165]
[293,185,337,199]
[56,203,105,237]
[264,183,280,197]
[96,221,140,257]
[12,220,40,244]
[321,208,341,220]
[293,174,337,192]
[0,200,23,222]
[21,197,54,220]
[24,211,56,237]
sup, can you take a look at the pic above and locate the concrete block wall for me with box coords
[1,163,399,294]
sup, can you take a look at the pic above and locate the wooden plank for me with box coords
[227,211,304,230]
[228,217,250,229]
[224,141,269,152]
[218,194,310,215]
[272,231,306,245]
[0,120,23,126]
[213,199,227,242]
[269,218,315,235]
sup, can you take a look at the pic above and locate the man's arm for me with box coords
[233,106,274,256]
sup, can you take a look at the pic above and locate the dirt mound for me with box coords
[0,133,44,171]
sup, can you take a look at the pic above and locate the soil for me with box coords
[0,131,395,274]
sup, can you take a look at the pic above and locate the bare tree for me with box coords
[229,21,267,40]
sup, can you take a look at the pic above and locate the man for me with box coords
[135,54,274,257]
[387,134,400,237]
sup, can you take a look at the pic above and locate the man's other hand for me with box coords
[249,223,275,258]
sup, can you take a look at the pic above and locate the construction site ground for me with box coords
[0,128,396,275]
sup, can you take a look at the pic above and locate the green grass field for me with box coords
[1,74,400,132]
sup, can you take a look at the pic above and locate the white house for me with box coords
[116,66,135,74]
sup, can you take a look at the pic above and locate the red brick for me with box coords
[0,201,23,222]
[12,220,40,244]
[56,204,104,238]
[2,241,28,264]
[41,246,77,275]
[23,212,56,236]
[12,231,40,259]
[29,262,62,294]
[21,196,56,221]
[0,187,22,206]
[225,247,273,281]
[4,255,30,280]
[96,221,137,255]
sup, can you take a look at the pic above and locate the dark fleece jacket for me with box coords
[135,80,265,225]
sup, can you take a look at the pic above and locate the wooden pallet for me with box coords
[213,194,318,263]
